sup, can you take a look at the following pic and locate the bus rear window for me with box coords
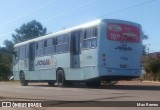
[107,23,140,43]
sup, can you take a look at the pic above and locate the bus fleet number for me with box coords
[120,57,128,60]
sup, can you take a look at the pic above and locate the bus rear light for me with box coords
[102,53,106,57]
[102,53,106,62]
[103,58,106,61]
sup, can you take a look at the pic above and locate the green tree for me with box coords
[12,20,47,43]
[3,40,14,53]
[0,53,12,81]
[144,58,160,81]
[0,20,47,81]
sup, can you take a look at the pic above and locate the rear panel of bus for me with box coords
[98,19,143,80]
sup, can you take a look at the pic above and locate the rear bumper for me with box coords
[86,75,139,82]
[97,66,141,81]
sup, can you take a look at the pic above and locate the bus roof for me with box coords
[14,19,101,47]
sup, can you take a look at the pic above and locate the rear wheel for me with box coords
[56,69,66,87]
[19,72,28,86]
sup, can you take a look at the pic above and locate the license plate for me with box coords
[120,64,128,68]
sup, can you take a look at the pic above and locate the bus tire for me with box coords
[48,81,56,86]
[86,81,101,88]
[56,69,66,87]
[19,71,28,86]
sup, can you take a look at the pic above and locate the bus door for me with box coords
[28,42,35,71]
[70,30,81,68]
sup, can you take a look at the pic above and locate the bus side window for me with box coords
[56,34,69,53]
[44,40,47,47]
[83,27,97,49]
[53,38,56,45]
[55,37,58,45]
[19,45,26,60]
[44,39,49,55]
[35,42,38,56]
[52,38,56,54]
[84,30,87,39]
[36,42,38,49]
[14,47,19,59]
[35,41,43,57]
[93,27,98,37]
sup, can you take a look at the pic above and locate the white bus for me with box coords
[13,19,143,87]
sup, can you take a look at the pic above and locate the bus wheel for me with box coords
[56,69,66,87]
[86,81,101,88]
[19,72,28,86]
[48,81,56,86]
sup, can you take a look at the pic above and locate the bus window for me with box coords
[52,38,56,45]
[14,47,19,60]
[19,45,26,60]
[83,27,98,49]
[44,38,55,55]
[64,34,69,43]
[44,40,47,47]
[35,41,43,57]
[36,42,38,49]
[56,34,69,53]
[91,38,97,47]
[93,27,98,37]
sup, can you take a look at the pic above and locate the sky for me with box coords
[0,0,159,52]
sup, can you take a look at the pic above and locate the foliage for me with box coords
[0,20,47,81]
[0,53,12,81]
[0,64,11,81]
[143,34,149,40]
[143,57,160,81]
[3,40,14,53]
[142,45,147,55]
[12,20,47,43]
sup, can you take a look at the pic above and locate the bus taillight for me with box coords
[102,53,106,66]
[102,53,106,61]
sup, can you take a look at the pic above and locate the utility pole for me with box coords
[147,44,150,59]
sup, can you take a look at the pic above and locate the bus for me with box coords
[12,19,143,87]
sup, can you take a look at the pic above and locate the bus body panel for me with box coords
[12,19,143,83]
[98,19,142,79]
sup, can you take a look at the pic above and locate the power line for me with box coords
[42,0,99,23]
[0,0,100,36]
[42,0,119,23]
[0,3,15,13]
[99,0,156,18]
[0,31,14,36]
[0,0,58,28]
[0,0,156,38]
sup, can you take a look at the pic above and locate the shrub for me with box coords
[0,64,11,81]
[143,58,160,81]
